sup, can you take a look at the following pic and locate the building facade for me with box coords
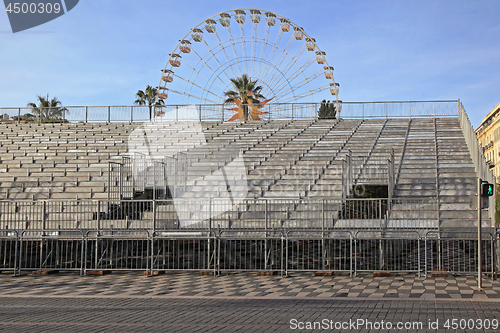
[475,102,500,179]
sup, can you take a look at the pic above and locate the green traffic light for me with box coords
[482,183,494,197]
[488,185,494,196]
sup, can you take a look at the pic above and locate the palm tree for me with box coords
[27,94,68,123]
[224,74,267,121]
[134,85,165,120]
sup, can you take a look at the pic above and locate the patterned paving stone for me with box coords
[1,271,500,302]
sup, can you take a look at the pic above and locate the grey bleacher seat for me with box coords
[0,116,491,231]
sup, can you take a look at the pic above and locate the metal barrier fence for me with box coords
[85,230,150,274]
[285,230,353,275]
[0,101,460,124]
[1,229,497,277]
[19,230,85,275]
[354,230,422,275]
[218,230,284,275]
[151,230,217,275]
[0,198,442,231]
[424,231,497,276]
[0,230,18,273]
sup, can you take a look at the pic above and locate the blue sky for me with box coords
[0,0,498,128]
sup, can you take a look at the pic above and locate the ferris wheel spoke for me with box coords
[225,26,244,77]
[238,23,250,75]
[251,22,258,79]
[168,88,219,104]
[214,31,238,79]
[201,40,234,84]
[262,29,283,78]
[264,34,297,90]
[257,25,271,81]
[271,54,317,94]
[258,41,297,98]
[284,85,330,104]
[261,45,308,98]
[187,48,229,92]
[272,69,320,98]
[272,65,320,96]
[273,69,324,100]
[173,68,227,100]
[173,57,228,98]
[175,73,224,101]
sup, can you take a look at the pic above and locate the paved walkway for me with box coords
[1,271,500,332]
[0,271,499,301]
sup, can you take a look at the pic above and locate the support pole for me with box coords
[265,200,268,270]
[152,200,156,233]
[42,201,46,231]
[322,199,325,270]
[208,198,212,270]
[348,150,352,195]
[97,201,101,231]
[478,177,483,290]
[342,159,346,199]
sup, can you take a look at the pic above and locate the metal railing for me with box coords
[458,102,496,226]
[19,230,85,275]
[0,230,18,273]
[0,198,440,232]
[424,231,497,276]
[109,154,188,201]
[85,230,150,274]
[1,228,497,277]
[0,100,460,124]
[151,230,217,275]
[3,197,496,277]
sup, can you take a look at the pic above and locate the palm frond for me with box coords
[27,94,67,122]
[223,74,273,121]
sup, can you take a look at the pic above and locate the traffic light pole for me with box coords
[478,177,482,291]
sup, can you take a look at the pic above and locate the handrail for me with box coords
[0,100,460,124]
[433,118,440,231]
[457,102,496,226]
[354,119,387,183]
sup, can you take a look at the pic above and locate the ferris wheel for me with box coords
[157,8,339,113]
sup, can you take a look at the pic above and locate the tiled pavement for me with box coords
[0,270,499,301]
[1,271,500,332]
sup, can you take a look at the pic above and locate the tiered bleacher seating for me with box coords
[0,116,489,231]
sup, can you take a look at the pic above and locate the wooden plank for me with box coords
[430,272,448,278]
[143,270,165,276]
[87,270,111,276]
[32,270,59,276]
[485,273,500,278]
